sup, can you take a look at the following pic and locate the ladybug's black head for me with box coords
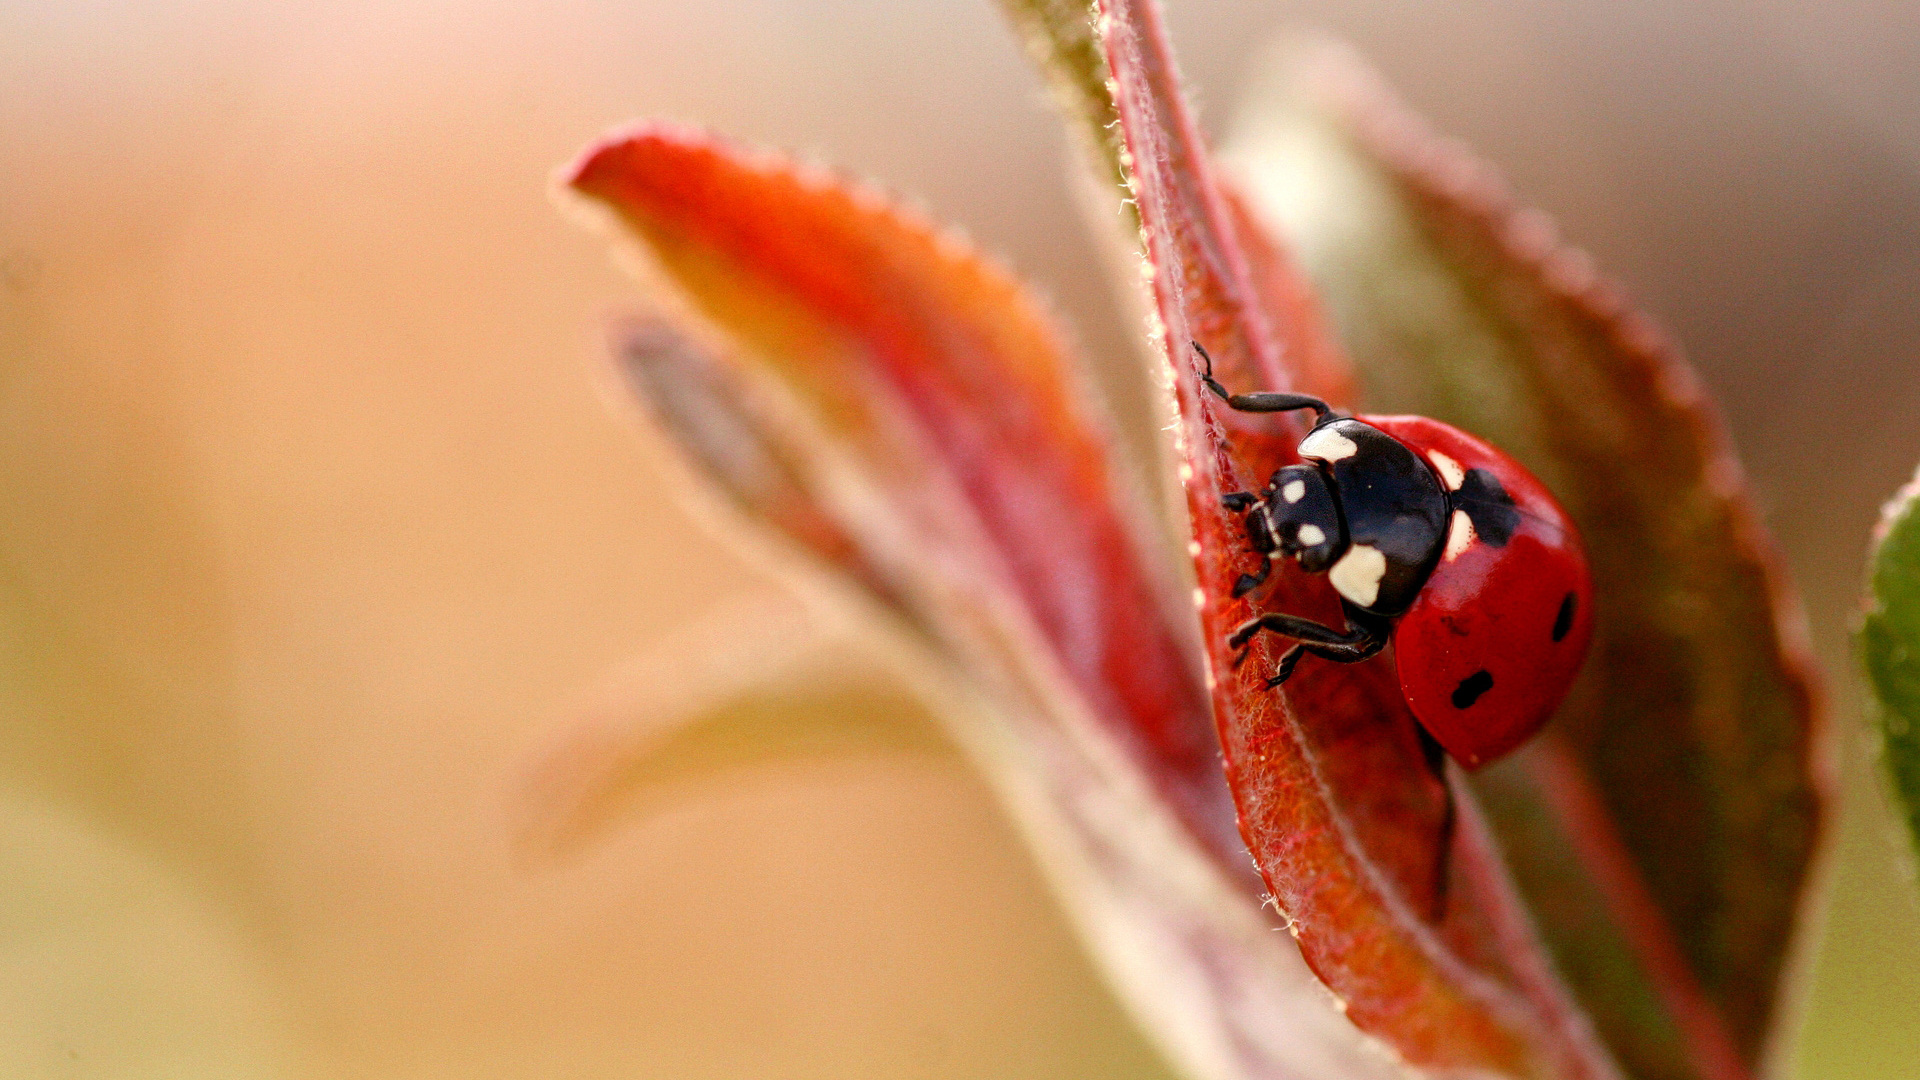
[1255,464,1346,574]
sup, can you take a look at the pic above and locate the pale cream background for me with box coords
[2,0,1918,1076]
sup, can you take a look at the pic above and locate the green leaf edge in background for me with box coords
[1863,467,1920,855]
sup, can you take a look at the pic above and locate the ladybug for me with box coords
[1196,344,1593,769]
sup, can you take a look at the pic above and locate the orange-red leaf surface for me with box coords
[569,128,1240,858]
[1094,1,1623,1076]
[565,126,1433,1080]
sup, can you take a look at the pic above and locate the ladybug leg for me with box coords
[1192,343,1330,418]
[1268,638,1389,688]
[1232,559,1271,599]
[1227,611,1388,686]
[1226,611,1379,652]
[1225,475,1286,597]
[1269,644,1310,684]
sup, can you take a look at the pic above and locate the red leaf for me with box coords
[568,128,1241,860]
[1094,1,1621,1075]
[565,128,1443,1079]
[1219,39,1828,1080]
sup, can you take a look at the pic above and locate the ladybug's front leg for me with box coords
[1227,610,1388,687]
[1222,479,1284,598]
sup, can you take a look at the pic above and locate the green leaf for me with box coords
[1864,468,1920,853]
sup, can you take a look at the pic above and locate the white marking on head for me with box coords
[1186,539,1202,558]
[1444,509,1475,561]
[1329,544,1388,607]
[1191,587,1206,609]
[1428,449,1466,491]
[1299,427,1358,463]
[1281,479,1307,503]
[1296,523,1327,547]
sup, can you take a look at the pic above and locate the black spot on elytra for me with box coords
[1456,468,1520,546]
[1552,592,1576,643]
[1452,669,1494,709]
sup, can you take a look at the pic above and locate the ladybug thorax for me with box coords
[1296,418,1449,616]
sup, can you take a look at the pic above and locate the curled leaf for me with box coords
[567,128,1238,857]
[562,126,1421,1080]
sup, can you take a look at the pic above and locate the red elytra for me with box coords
[1367,416,1595,768]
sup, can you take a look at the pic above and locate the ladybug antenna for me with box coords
[1190,341,1330,419]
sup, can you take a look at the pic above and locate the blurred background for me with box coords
[3,0,1918,1076]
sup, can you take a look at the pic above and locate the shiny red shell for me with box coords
[1364,415,1594,769]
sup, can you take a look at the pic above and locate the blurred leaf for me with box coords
[1864,468,1920,854]
[1223,39,1829,1080]
[1092,2,1618,1076]
[522,671,956,862]
[612,321,917,616]
[515,589,954,859]
[563,126,1422,1080]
